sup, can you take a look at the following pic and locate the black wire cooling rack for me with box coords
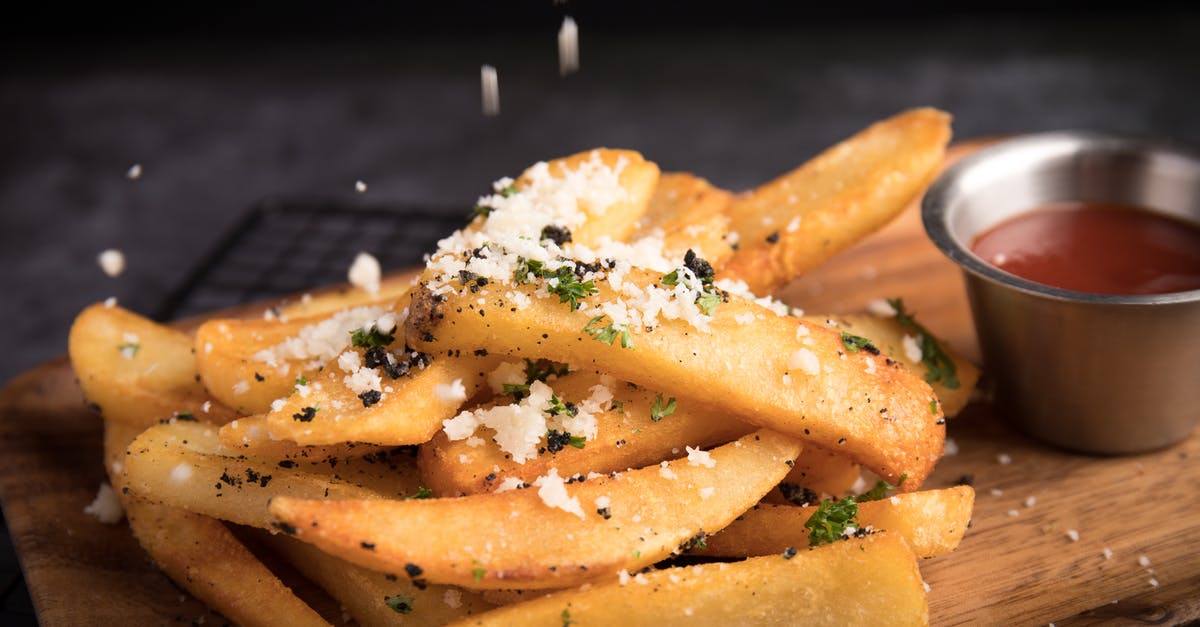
[155,197,465,321]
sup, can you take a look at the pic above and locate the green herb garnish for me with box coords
[661,261,726,316]
[545,395,577,417]
[857,474,906,503]
[295,375,308,387]
[472,560,485,583]
[888,298,960,389]
[584,316,633,349]
[840,331,878,354]
[562,608,575,627]
[568,434,586,449]
[513,258,546,284]
[650,394,677,422]
[350,327,394,348]
[385,595,414,614]
[803,496,860,547]
[406,486,434,500]
[117,342,140,357]
[544,266,598,310]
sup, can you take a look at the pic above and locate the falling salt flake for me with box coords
[98,249,126,277]
[481,65,500,116]
[1065,529,1080,542]
[997,453,1012,465]
[354,180,367,193]
[1102,547,1113,560]
[557,17,579,76]
[348,252,381,295]
[943,437,959,456]
[1138,555,1151,568]
[1024,496,1037,508]
[125,163,142,180]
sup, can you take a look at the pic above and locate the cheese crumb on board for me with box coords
[83,482,124,524]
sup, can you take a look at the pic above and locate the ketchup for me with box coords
[970,201,1200,295]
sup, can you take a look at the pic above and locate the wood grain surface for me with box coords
[2,141,1198,625]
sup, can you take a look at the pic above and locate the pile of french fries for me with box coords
[69,108,980,626]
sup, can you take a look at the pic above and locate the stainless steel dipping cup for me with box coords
[922,132,1200,454]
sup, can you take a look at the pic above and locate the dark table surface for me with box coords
[2,7,1198,623]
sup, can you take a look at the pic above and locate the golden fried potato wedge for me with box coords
[124,499,331,627]
[635,172,734,269]
[811,313,979,417]
[263,353,497,446]
[705,486,974,559]
[195,299,408,415]
[419,370,753,496]
[105,421,329,627]
[270,430,801,589]
[218,414,388,460]
[763,445,862,502]
[120,420,422,529]
[265,534,495,626]
[508,149,659,246]
[69,303,237,428]
[720,108,951,294]
[406,271,943,488]
[446,532,928,627]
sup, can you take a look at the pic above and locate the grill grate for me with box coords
[156,198,464,320]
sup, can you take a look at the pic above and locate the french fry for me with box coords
[635,172,735,269]
[69,303,237,428]
[104,421,330,627]
[764,445,861,501]
[195,299,408,415]
[704,486,975,559]
[445,532,928,627]
[405,269,943,488]
[269,430,802,589]
[265,534,495,626]
[120,420,423,529]
[720,108,951,294]
[419,370,753,496]
[262,353,498,446]
[811,313,979,417]
[218,414,387,460]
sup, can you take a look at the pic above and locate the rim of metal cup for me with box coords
[921,131,1200,307]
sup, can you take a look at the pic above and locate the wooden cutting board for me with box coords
[2,141,1198,626]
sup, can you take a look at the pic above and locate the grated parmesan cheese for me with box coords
[443,380,556,463]
[348,252,382,295]
[435,379,468,404]
[866,298,897,317]
[83,482,124,524]
[232,380,250,395]
[533,468,584,519]
[788,348,820,376]
[98,249,126,277]
[685,446,716,468]
[170,462,193,482]
[254,306,386,371]
[902,334,923,362]
[699,487,715,500]
[658,461,677,480]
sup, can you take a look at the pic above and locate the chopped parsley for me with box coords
[406,486,434,500]
[650,394,677,422]
[513,259,597,310]
[931,399,939,415]
[584,315,633,349]
[385,595,414,614]
[350,326,395,349]
[546,430,585,454]
[660,251,726,315]
[545,395,578,418]
[294,375,308,387]
[506,359,570,400]
[804,496,859,547]
[562,608,575,627]
[513,258,546,285]
[471,560,485,583]
[116,342,140,357]
[840,331,880,355]
[888,298,960,389]
[857,474,906,502]
[611,400,624,412]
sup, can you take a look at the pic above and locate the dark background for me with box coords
[1,2,1198,622]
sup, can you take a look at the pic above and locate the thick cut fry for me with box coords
[120,420,423,529]
[69,303,237,427]
[811,313,979,417]
[195,299,408,415]
[219,414,386,460]
[511,149,660,246]
[105,421,329,627]
[446,533,928,627]
[406,272,943,488]
[635,172,735,269]
[764,445,861,501]
[720,108,951,294]
[705,486,975,559]
[265,534,495,626]
[270,430,802,589]
[264,353,497,446]
[420,370,753,496]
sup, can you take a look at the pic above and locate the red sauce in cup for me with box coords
[970,201,1200,295]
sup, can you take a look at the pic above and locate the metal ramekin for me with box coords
[922,132,1200,454]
